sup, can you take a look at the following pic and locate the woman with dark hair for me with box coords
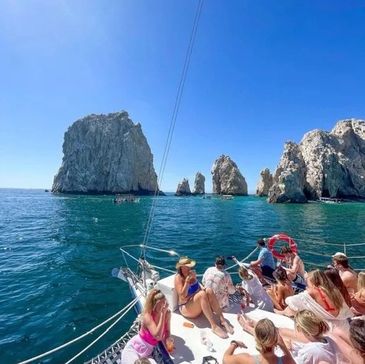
[324,267,352,307]
[267,267,294,310]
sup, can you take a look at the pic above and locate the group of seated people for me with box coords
[122,239,365,364]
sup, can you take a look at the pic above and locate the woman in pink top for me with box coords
[121,289,171,364]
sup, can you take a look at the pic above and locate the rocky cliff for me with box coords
[256,168,273,196]
[175,178,192,196]
[193,172,205,195]
[211,155,248,195]
[52,111,158,194]
[268,119,365,203]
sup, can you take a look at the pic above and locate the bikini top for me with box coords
[316,287,336,312]
[188,280,200,296]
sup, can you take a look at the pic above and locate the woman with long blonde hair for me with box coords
[121,289,171,364]
[275,270,353,331]
[223,317,295,364]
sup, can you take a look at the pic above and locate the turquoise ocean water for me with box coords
[1,188,365,363]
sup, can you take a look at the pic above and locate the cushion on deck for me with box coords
[157,274,178,312]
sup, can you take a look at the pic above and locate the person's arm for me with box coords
[223,341,249,364]
[250,250,263,267]
[174,274,192,300]
[274,306,296,317]
[143,305,168,340]
[250,258,262,267]
[284,256,299,275]
[277,333,296,364]
[278,327,309,343]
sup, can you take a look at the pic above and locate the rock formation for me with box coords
[268,119,365,203]
[52,111,158,194]
[175,178,192,196]
[193,172,205,195]
[256,168,273,196]
[211,155,248,195]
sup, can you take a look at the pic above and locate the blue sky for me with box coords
[0,0,364,193]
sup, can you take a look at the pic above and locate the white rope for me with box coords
[149,264,176,274]
[65,294,142,364]
[297,247,365,259]
[19,296,140,364]
[304,251,335,258]
[295,238,365,247]
[226,247,259,271]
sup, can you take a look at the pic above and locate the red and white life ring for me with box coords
[267,233,297,260]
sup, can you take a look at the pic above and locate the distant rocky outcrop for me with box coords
[268,119,365,203]
[175,178,192,196]
[256,168,273,196]
[211,155,248,195]
[193,172,205,195]
[52,111,158,194]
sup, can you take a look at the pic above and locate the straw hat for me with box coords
[332,252,348,259]
[176,256,196,269]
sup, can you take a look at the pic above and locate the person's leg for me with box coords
[121,338,140,364]
[205,288,234,334]
[192,290,228,338]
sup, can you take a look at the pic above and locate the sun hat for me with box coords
[332,252,348,259]
[176,256,196,269]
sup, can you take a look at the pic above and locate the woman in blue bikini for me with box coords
[174,256,232,339]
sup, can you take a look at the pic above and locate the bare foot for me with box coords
[237,313,254,331]
[221,319,234,335]
[212,325,228,339]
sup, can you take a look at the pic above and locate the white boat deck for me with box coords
[157,275,295,364]
[168,305,294,364]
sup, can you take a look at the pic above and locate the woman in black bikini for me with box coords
[174,256,233,338]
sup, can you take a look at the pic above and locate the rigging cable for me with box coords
[141,0,204,260]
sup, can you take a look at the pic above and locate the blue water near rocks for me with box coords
[1,188,365,363]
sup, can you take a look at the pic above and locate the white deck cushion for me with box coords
[157,274,178,312]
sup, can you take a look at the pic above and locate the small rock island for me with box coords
[211,155,248,195]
